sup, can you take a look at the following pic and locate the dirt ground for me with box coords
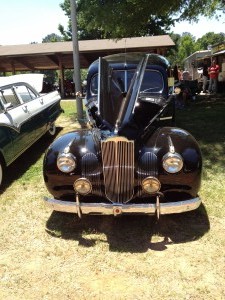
[0,111,225,300]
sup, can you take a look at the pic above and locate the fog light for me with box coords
[74,178,92,195]
[142,177,161,194]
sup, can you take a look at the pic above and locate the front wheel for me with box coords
[0,161,4,188]
[48,123,56,136]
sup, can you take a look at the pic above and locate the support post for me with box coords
[70,0,83,123]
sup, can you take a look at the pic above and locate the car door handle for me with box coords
[22,105,28,112]
[40,98,44,104]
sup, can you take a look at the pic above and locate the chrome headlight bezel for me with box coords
[73,178,92,195]
[142,176,161,194]
[162,152,183,174]
[57,153,76,173]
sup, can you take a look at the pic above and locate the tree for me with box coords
[196,32,225,50]
[167,33,200,67]
[42,33,63,43]
[59,0,225,40]
[166,33,182,65]
[40,34,63,87]
[178,33,199,63]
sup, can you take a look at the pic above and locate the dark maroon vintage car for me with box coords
[43,53,202,218]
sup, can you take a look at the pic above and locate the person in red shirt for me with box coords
[208,59,220,94]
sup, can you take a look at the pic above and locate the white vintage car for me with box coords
[0,74,62,187]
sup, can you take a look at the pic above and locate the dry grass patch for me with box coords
[1,100,225,299]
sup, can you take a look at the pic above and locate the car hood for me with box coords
[97,54,169,133]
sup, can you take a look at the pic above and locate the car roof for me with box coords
[89,52,170,72]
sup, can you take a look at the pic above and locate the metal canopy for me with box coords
[0,36,174,73]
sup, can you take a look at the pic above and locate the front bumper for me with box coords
[43,195,201,217]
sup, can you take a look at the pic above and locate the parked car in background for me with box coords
[43,53,202,219]
[0,74,62,187]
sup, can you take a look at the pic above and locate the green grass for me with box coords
[1,99,225,299]
[5,99,225,217]
[176,100,225,217]
[61,100,77,117]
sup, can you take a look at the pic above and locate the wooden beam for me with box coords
[12,57,34,70]
[46,55,60,67]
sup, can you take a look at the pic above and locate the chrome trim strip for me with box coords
[159,116,172,120]
[44,196,201,215]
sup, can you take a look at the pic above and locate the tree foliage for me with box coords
[59,0,225,40]
[196,32,225,50]
[56,1,225,68]
[167,31,225,67]
[167,33,198,67]
[42,33,63,43]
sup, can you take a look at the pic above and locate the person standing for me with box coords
[208,59,220,94]
[202,60,209,93]
[182,69,190,81]
[173,65,179,81]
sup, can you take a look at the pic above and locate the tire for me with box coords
[0,161,3,188]
[48,123,56,136]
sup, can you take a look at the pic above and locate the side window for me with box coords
[0,93,4,104]
[90,74,98,95]
[15,85,37,102]
[0,94,4,113]
[140,70,164,94]
[1,87,20,107]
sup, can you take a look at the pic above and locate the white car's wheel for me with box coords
[48,123,56,136]
[0,161,3,187]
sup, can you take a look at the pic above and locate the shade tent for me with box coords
[0,36,174,96]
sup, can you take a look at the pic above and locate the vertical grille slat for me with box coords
[101,137,134,203]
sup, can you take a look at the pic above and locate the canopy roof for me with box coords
[0,36,174,72]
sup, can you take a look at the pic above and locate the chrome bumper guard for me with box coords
[43,196,201,217]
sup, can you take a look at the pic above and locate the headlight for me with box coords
[57,153,76,173]
[142,177,161,194]
[162,152,183,173]
[74,178,92,195]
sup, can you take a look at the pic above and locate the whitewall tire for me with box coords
[0,162,3,187]
[48,123,56,136]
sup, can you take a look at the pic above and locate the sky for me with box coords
[0,0,68,45]
[0,1,224,45]
[171,15,224,38]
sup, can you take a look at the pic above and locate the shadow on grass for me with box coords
[176,102,225,170]
[45,204,210,253]
[0,127,63,194]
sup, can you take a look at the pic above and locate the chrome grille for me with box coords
[101,137,134,203]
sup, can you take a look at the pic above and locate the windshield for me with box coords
[96,54,168,132]
[90,68,163,96]
[90,69,135,95]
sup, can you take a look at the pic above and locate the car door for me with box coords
[15,83,61,139]
[0,98,14,165]
[0,85,35,159]
[14,83,45,141]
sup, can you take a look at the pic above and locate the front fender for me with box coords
[143,127,202,196]
[43,128,101,198]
